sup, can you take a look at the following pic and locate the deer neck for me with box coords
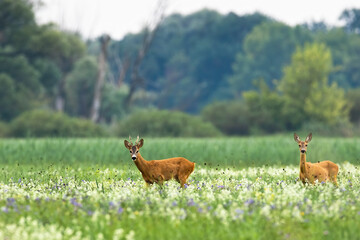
[300,152,307,174]
[134,153,149,174]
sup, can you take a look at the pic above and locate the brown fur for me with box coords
[124,138,195,187]
[294,133,339,185]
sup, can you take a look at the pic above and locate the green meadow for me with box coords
[0,137,360,240]
[1,136,360,167]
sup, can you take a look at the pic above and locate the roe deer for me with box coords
[294,133,339,185]
[124,136,195,187]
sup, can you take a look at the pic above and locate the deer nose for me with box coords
[301,149,306,153]
[132,156,136,160]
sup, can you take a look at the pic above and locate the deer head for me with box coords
[124,136,144,161]
[294,133,312,153]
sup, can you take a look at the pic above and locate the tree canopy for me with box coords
[1,3,360,136]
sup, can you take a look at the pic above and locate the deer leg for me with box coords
[155,174,165,186]
[145,180,153,187]
[332,175,338,186]
[179,175,189,188]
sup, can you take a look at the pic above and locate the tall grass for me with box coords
[0,135,359,168]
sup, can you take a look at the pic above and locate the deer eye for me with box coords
[305,145,308,147]
[129,151,132,153]
[299,145,301,147]
[136,151,139,153]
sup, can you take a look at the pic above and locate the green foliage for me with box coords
[202,101,250,135]
[100,83,129,123]
[0,54,41,121]
[300,120,354,137]
[110,10,269,112]
[315,28,360,88]
[340,8,360,33]
[65,56,97,117]
[27,24,86,72]
[228,22,312,95]
[243,81,286,133]
[279,43,349,127]
[346,88,360,123]
[0,121,9,137]
[10,110,106,137]
[0,0,35,47]
[33,58,62,95]
[0,74,18,121]
[0,0,86,122]
[116,110,222,137]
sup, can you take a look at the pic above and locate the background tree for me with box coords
[340,8,360,33]
[0,55,41,121]
[65,56,98,118]
[0,0,35,48]
[25,25,86,111]
[315,28,360,88]
[278,43,348,128]
[228,22,312,96]
[91,34,111,122]
[243,80,286,133]
[110,10,269,113]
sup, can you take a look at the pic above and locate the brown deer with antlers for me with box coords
[124,136,195,187]
[294,133,339,185]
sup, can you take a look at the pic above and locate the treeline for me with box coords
[1,0,360,137]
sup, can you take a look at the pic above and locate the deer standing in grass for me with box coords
[294,133,339,185]
[124,136,195,187]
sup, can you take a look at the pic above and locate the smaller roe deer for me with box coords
[294,133,339,185]
[124,136,195,187]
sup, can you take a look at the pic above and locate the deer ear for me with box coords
[137,139,144,148]
[124,140,132,149]
[305,133,312,143]
[294,133,300,143]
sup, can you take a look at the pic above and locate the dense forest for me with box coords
[1,0,360,137]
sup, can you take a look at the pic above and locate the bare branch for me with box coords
[124,0,167,108]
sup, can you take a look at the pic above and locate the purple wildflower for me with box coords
[117,207,123,214]
[244,198,255,206]
[187,199,196,207]
[70,198,82,208]
[235,209,244,215]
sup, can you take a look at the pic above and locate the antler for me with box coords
[128,135,133,145]
[135,135,140,144]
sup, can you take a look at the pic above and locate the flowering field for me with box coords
[0,138,360,239]
[1,162,360,240]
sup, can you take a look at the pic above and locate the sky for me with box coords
[35,0,360,40]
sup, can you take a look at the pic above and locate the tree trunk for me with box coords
[55,76,66,112]
[91,35,111,123]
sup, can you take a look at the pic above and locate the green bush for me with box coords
[10,110,106,137]
[115,110,221,137]
[346,88,360,123]
[202,101,251,135]
[0,121,9,137]
[300,120,354,137]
